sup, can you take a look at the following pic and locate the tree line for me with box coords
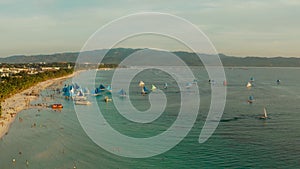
[0,68,73,116]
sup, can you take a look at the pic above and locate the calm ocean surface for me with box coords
[0,67,299,168]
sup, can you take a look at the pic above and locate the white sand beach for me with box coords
[0,71,79,139]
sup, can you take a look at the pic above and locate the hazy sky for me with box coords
[0,0,299,57]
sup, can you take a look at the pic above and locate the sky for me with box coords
[0,0,299,57]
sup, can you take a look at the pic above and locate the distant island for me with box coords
[0,48,299,67]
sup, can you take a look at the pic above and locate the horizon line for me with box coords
[0,48,299,59]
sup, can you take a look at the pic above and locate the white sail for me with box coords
[263,107,268,118]
[139,81,145,87]
[246,82,252,88]
[151,84,157,91]
[141,87,145,93]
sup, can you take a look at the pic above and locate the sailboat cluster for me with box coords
[244,77,270,119]
[62,83,91,105]
[61,83,130,105]
[60,76,275,119]
[60,80,177,106]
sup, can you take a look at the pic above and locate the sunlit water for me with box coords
[0,67,299,168]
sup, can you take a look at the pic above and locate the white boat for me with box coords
[259,107,268,119]
[75,100,91,105]
[73,96,87,101]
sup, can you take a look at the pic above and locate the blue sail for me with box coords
[118,89,126,96]
[143,86,149,94]
[83,87,90,94]
[95,88,100,94]
[276,79,281,85]
[72,83,80,90]
[77,89,84,96]
[164,83,168,89]
[62,84,68,93]
[186,82,192,88]
[63,85,74,97]
[99,84,106,90]
[249,95,254,100]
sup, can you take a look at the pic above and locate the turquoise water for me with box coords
[0,67,300,168]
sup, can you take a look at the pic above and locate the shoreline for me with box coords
[0,71,79,139]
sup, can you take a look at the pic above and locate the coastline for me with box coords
[0,71,79,139]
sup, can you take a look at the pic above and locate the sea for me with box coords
[0,67,299,169]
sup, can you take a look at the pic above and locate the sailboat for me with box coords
[247,95,254,104]
[276,79,281,85]
[246,82,252,88]
[163,83,168,89]
[75,100,91,105]
[106,85,112,93]
[192,79,198,84]
[209,79,216,84]
[83,87,90,95]
[151,84,157,91]
[91,87,102,96]
[63,85,74,100]
[62,84,68,93]
[185,82,192,89]
[73,88,87,101]
[118,88,127,97]
[73,83,80,90]
[139,81,145,87]
[259,107,268,119]
[141,86,149,95]
[99,84,106,91]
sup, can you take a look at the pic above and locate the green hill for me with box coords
[0,48,299,67]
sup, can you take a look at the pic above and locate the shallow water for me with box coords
[0,67,299,168]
